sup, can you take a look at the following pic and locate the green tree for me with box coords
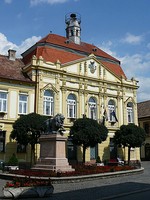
[10,113,48,165]
[114,123,146,165]
[70,117,108,163]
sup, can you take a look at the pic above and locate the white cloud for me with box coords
[4,0,12,3]
[120,53,150,79]
[0,32,41,57]
[0,33,17,55]
[98,40,150,102]
[119,53,150,102]
[121,33,143,45]
[18,36,41,55]
[30,0,68,6]
[137,77,150,102]
[98,41,118,58]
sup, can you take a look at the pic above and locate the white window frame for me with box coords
[108,100,116,122]
[88,97,97,120]
[67,94,76,118]
[0,91,7,112]
[127,102,134,123]
[43,90,54,116]
[19,93,28,115]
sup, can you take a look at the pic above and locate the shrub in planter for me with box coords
[7,153,18,166]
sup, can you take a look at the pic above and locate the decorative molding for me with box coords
[40,83,59,97]
[88,61,96,74]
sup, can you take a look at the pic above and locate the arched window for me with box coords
[71,29,74,36]
[43,90,54,116]
[127,102,134,123]
[88,97,97,119]
[67,94,76,118]
[108,100,118,122]
[76,29,79,36]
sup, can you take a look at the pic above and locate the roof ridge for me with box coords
[138,100,150,104]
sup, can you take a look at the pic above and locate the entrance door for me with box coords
[110,138,117,159]
[90,145,98,160]
[145,143,150,160]
[67,139,77,163]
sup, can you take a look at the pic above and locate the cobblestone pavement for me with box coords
[0,161,150,200]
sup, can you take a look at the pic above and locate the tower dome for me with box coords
[65,13,81,45]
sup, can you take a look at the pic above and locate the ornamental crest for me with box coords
[88,61,96,74]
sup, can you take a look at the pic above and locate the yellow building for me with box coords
[0,50,35,164]
[138,100,150,160]
[0,13,139,165]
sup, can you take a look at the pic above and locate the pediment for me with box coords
[40,83,58,97]
[62,55,121,83]
[124,97,136,105]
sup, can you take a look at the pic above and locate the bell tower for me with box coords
[65,13,81,45]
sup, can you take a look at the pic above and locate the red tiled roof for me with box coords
[37,34,119,62]
[22,33,126,79]
[0,55,33,83]
[101,60,126,79]
[137,100,150,118]
[36,46,84,64]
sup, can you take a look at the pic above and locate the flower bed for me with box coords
[9,164,135,177]
[3,177,54,198]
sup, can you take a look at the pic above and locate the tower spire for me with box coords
[65,13,81,45]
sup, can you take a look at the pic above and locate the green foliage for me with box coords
[114,123,146,148]
[114,123,146,165]
[70,117,108,148]
[70,117,108,162]
[10,113,49,149]
[96,156,101,163]
[8,153,18,166]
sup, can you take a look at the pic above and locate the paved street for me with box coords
[0,161,150,199]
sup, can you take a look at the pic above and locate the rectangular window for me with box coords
[67,100,76,118]
[19,94,28,114]
[89,105,96,120]
[0,131,6,152]
[90,145,98,160]
[110,138,117,159]
[0,92,7,112]
[108,105,115,122]
[127,107,133,123]
[43,96,54,116]
[144,123,150,135]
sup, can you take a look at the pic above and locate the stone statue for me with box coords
[42,113,65,135]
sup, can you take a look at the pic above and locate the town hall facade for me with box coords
[0,13,139,165]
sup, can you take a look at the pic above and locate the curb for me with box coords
[0,167,144,184]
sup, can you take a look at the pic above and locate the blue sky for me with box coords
[0,0,150,103]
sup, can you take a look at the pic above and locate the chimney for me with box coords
[8,49,16,61]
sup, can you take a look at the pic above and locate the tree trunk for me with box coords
[32,145,35,165]
[30,145,35,167]
[128,146,131,165]
[83,146,86,163]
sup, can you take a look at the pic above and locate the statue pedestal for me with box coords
[34,134,74,172]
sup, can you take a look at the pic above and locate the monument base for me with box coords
[33,134,74,172]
